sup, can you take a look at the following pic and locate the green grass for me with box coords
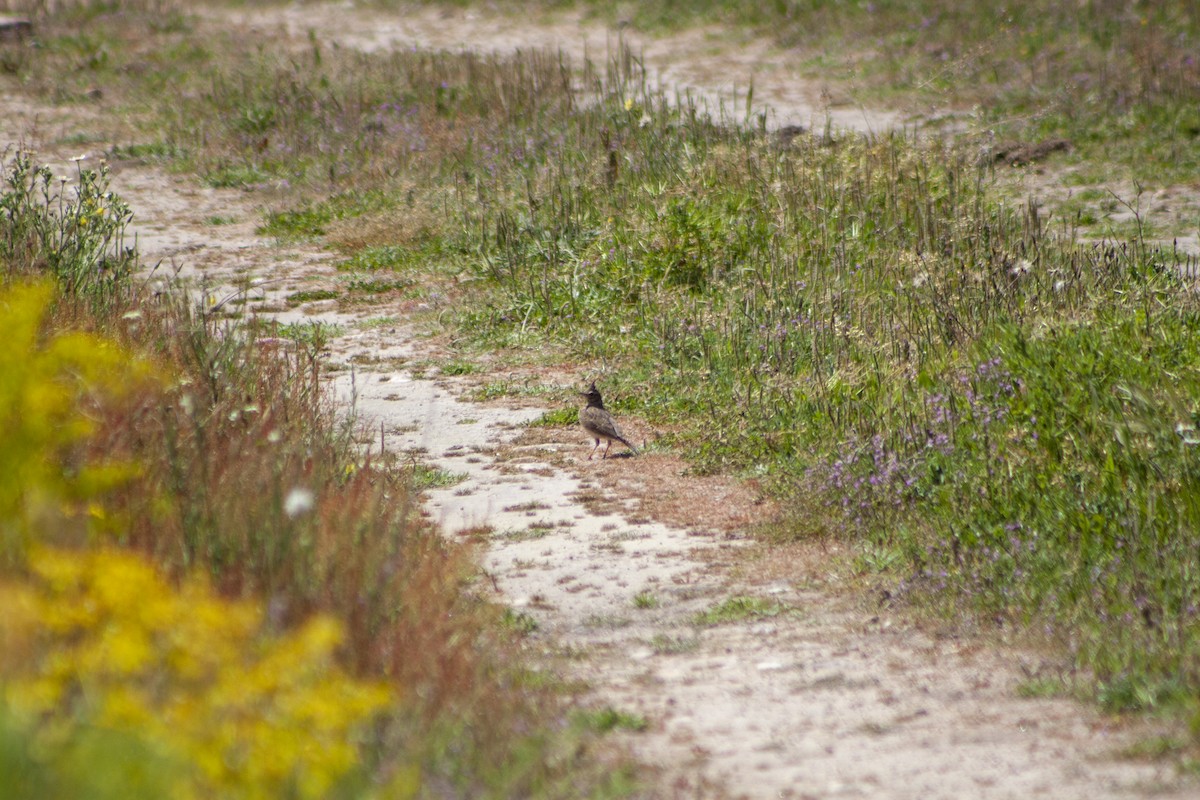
[501,608,540,635]
[499,525,552,542]
[407,463,469,490]
[470,381,559,401]
[360,314,401,328]
[340,240,457,272]
[530,407,579,427]
[694,596,787,626]
[275,320,344,348]
[285,288,340,305]
[572,707,648,734]
[260,203,335,238]
[341,274,414,298]
[205,162,271,189]
[441,359,478,375]
[1122,734,1191,761]
[341,244,416,272]
[1015,677,1065,699]
[854,543,905,575]
[632,591,659,610]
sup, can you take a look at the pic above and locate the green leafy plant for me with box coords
[694,596,786,626]
[0,152,135,308]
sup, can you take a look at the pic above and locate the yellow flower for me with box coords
[100,684,157,728]
[1,546,404,799]
[0,584,37,671]
[1,282,158,556]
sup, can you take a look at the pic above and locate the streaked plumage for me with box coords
[579,382,638,459]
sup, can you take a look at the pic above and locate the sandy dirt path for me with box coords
[3,4,1196,797]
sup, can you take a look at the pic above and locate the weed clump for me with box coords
[0,152,135,310]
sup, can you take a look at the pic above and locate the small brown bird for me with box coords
[579,382,638,460]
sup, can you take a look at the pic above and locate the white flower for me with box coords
[284,487,315,518]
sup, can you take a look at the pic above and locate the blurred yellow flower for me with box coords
[1,281,158,559]
[0,546,408,800]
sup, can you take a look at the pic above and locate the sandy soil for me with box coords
[3,3,1197,797]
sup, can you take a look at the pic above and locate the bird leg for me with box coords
[602,440,612,459]
[588,439,600,460]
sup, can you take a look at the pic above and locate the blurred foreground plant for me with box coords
[0,545,415,800]
[0,280,155,562]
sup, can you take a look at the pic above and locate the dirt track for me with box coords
[3,4,1196,797]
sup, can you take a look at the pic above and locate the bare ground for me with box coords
[3,3,1198,797]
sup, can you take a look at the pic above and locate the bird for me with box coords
[579,382,638,460]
